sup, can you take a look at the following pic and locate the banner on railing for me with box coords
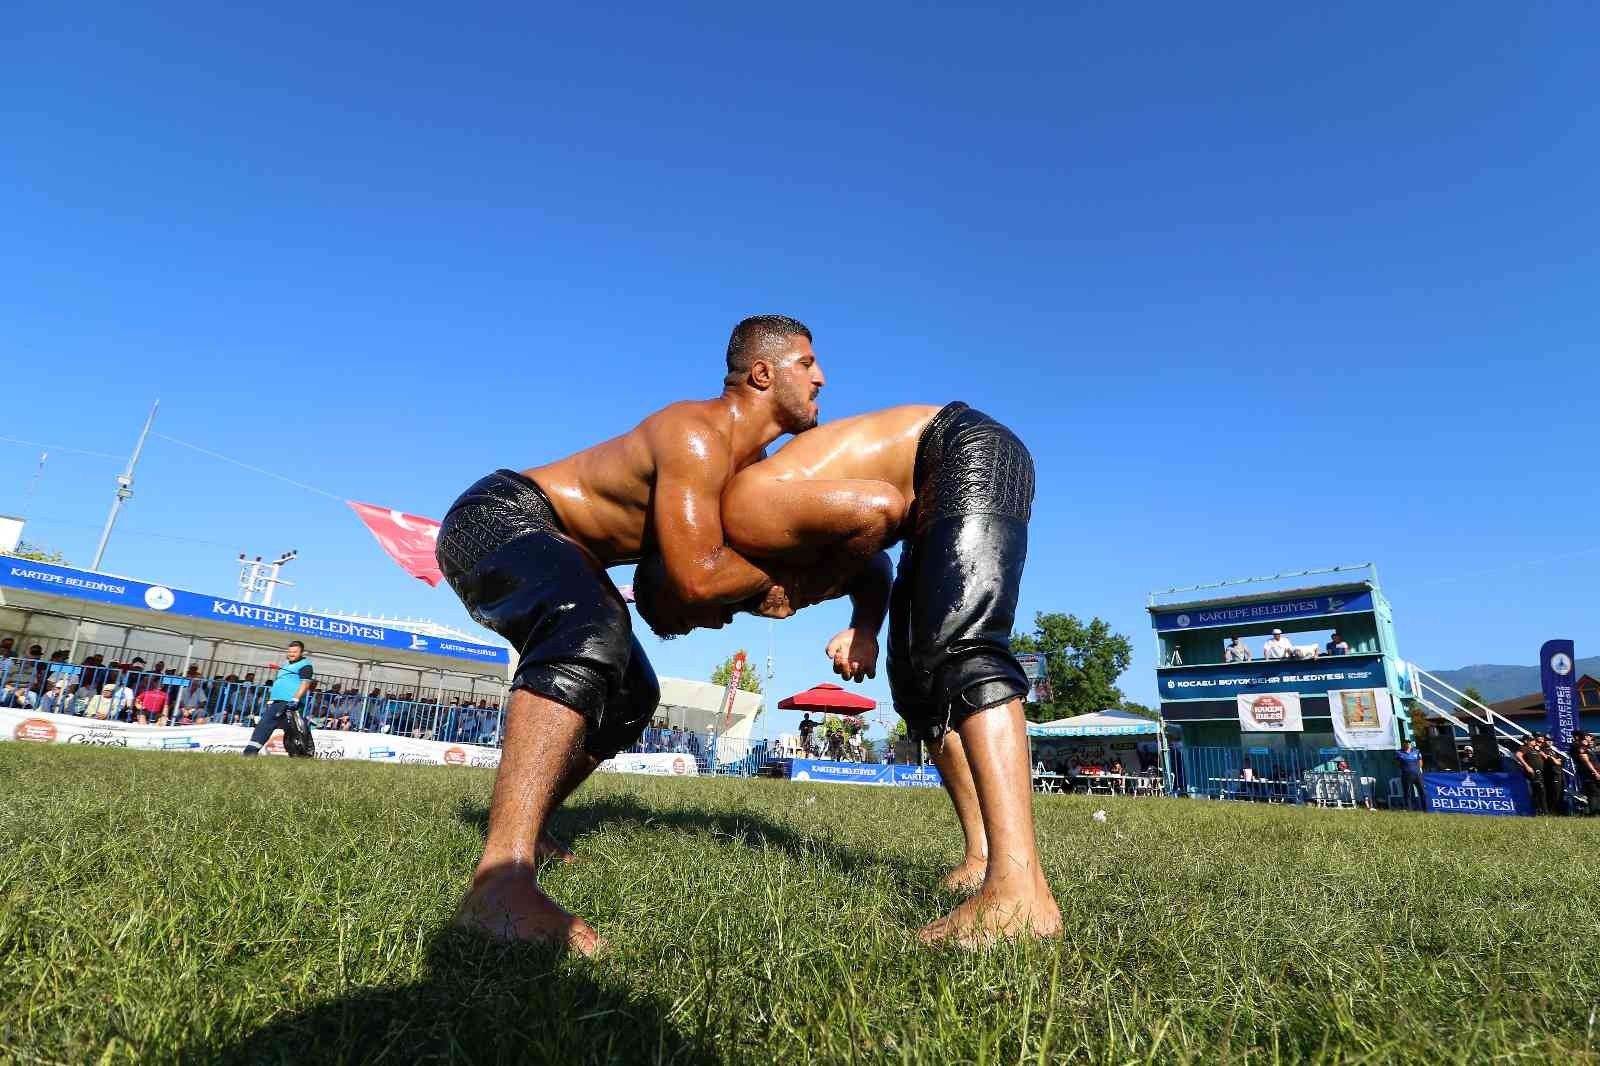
[1422,771,1532,817]
[0,708,501,768]
[785,759,944,788]
[1237,692,1303,732]
[1328,688,1397,751]
[597,752,700,777]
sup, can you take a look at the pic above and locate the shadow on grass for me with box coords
[457,792,938,894]
[198,931,716,1065]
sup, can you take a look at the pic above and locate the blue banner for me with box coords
[1159,655,1386,700]
[1151,590,1373,632]
[0,559,508,667]
[785,759,943,788]
[1422,772,1532,817]
[1540,639,1577,756]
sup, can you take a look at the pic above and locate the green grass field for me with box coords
[2,744,1598,1065]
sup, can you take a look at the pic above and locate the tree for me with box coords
[2,540,68,565]
[1011,612,1134,724]
[1119,699,1159,722]
[710,651,763,694]
[1456,685,1487,713]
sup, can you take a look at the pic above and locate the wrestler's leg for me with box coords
[722,476,905,562]
[457,688,605,955]
[928,730,989,893]
[921,698,1060,945]
[537,637,659,863]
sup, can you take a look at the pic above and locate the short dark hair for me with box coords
[287,640,305,652]
[725,315,812,386]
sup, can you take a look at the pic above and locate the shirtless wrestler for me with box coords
[718,402,1062,945]
[433,315,836,955]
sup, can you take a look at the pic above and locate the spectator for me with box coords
[1514,736,1547,816]
[135,684,169,725]
[798,713,818,754]
[1395,740,1426,811]
[1262,629,1293,660]
[38,679,72,715]
[243,640,315,757]
[1326,631,1351,656]
[1223,637,1252,663]
[847,730,864,761]
[1458,744,1475,771]
[1538,735,1566,816]
[85,683,118,719]
[110,677,137,720]
[177,670,209,723]
[0,636,15,671]
[1573,732,1600,817]
[16,683,41,709]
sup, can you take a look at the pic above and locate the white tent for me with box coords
[1026,709,1162,737]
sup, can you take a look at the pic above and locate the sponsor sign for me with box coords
[0,559,507,666]
[596,752,701,777]
[1162,655,1386,700]
[1328,688,1398,751]
[785,759,945,788]
[1540,639,1577,759]
[13,717,57,742]
[1151,590,1373,632]
[1016,653,1053,704]
[0,708,501,767]
[1422,772,1532,817]
[1236,692,1304,732]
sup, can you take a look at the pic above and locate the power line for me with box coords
[151,432,346,502]
[0,434,123,461]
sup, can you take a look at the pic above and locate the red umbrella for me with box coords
[777,683,876,713]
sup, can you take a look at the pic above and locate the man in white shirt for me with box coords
[1262,629,1293,660]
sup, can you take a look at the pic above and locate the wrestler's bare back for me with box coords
[721,405,941,561]
[523,399,753,566]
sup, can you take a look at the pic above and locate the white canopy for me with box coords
[1026,709,1161,738]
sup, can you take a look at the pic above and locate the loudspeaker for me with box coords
[1426,723,1460,771]
[1468,721,1504,771]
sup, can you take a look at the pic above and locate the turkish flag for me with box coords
[348,501,444,587]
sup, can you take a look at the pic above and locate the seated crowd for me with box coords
[0,638,507,745]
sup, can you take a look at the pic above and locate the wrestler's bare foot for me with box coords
[940,853,988,894]
[536,831,578,865]
[918,878,1062,948]
[455,866,606,956]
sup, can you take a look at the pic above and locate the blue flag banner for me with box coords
[1422,772,1532,817]
[1540,639,1577,756]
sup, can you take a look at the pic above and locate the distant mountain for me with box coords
[1425,657,1600,704]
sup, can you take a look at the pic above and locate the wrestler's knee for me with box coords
[584,649,660,760]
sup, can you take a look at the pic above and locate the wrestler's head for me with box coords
[725,314,824,433]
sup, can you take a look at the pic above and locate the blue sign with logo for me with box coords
[786,759,943,788]
[1151,590,1373,632]
[1540,638,1577,758]
[1160,655,1386,700]
[0,559,508,667]
[1422,772,1532,817]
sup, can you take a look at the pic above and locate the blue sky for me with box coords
[3,2,1596,730]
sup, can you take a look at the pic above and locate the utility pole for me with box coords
[91,399,159,572]
[237,550,298,604]
[70,401,158,662]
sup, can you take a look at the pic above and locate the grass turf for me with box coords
[1,744,1598,1065]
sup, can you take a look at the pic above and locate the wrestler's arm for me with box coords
[646,417,778,614]
[823,550,893,682]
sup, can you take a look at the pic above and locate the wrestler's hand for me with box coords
[825,628,879,683]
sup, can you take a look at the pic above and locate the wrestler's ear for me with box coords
[747,358,774,391]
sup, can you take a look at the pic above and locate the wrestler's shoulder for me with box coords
[638,398,728,431]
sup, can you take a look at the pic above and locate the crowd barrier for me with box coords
[0,706,503,767]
